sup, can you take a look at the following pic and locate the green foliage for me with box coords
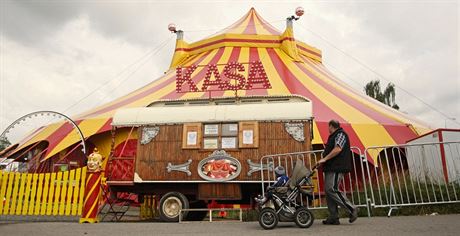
[0,136,11,152]
[364,80,399,110]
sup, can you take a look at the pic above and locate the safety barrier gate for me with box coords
[260,142,460,217]
[260,147,372,217]
[0,167,87,217]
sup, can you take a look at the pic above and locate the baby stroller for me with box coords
[257,159,317,230]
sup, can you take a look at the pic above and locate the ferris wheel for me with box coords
[0,111,86,156]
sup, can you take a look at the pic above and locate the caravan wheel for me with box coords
[159,192,189,222]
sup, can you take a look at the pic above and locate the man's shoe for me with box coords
[349,207,359,223]
[322,218,340,225]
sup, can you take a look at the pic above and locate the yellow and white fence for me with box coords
[0,167,87,217]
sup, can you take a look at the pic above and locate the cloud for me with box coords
[0,0,459,142]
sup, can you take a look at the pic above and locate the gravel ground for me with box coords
[0,214,459,236]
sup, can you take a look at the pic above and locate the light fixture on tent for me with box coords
[287,7,304,21]
[168,23,184,40]
[168,23,177,33]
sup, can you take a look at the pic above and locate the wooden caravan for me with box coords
[107,95,313,221]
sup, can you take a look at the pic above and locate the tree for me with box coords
[364,80,399,110]
[0,136,11,152]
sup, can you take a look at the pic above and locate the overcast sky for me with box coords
[0,0,459,141]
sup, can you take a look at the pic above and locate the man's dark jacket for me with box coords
[322,128,352,173]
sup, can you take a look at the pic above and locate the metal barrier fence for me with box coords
[364,141,460,216]
[260,147,372,217]
[260,141,460,217]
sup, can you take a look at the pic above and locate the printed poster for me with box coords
[242,130,254,144]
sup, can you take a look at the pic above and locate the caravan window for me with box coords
[203,123,238,150]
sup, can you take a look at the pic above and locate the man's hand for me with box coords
[317,158,327,165]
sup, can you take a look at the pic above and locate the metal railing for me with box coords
[363,141,460,216]
[258,141,460,217]
[260,147,372,217]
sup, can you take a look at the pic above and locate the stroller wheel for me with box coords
[258,208,278,230]
[294,207,314,228]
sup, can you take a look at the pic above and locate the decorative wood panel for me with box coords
[135,121,311,181]
[198,183,241,200]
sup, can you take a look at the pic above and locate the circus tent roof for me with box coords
[10,8,430,162]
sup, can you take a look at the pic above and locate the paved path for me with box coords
[1,214,459,236]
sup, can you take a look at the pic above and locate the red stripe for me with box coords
[281,37,296,42]
[310,60,423,127]
[200,47,242,98]
[176,38,284,52]
[438,131,449,182]
[216,9,252,35]
[162,48,226,100]
[296,44,322,57]
[245,48,268,96]
[18,126,45,146]
[301,57,418,143]
[296,60,401,126]
[243,12,257,34]
[382,125,418,144]
[44,120,83,158]
[265,48,368,160]
[254,11,281,35]
[82,51,212,118]
[97,118,113,133]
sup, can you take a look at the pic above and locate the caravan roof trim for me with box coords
[112,100,312,127]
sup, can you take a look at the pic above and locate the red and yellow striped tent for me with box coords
[9,8,430,167]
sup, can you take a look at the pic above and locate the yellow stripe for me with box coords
[186,34,280,56]
[15,173,27,215]
[224,12,253,34]
[312,61,430,131]
[181,48,234,100]
[76,52,206,119]
[274,49,397,150]
[77,167,87,216]
[52,172,63,216]
[40,173,50,215]
[0,172,6,214]
[15,122,63,153]
[43,118,109,160]
[252,14,271,35]
[3,172,15,214]
[85,197,100,219]
[21,174,32,215]
[65,169,76,216]
[45,172,56,215]
[27,173,38,215]
[305,60,413,127]
[258,48,290,96]
[84,175,100,203]
[59,171,69,215]
[75,71,176,119]
[71,168,82,215]
[33,173,44,215]
[8,173,20,214]
[312,122,323,144]
[221,47,250,97]
[118,49,222,108]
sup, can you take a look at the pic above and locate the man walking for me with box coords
[317,120,358,225]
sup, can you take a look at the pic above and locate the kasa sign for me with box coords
[175,61,272,93]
